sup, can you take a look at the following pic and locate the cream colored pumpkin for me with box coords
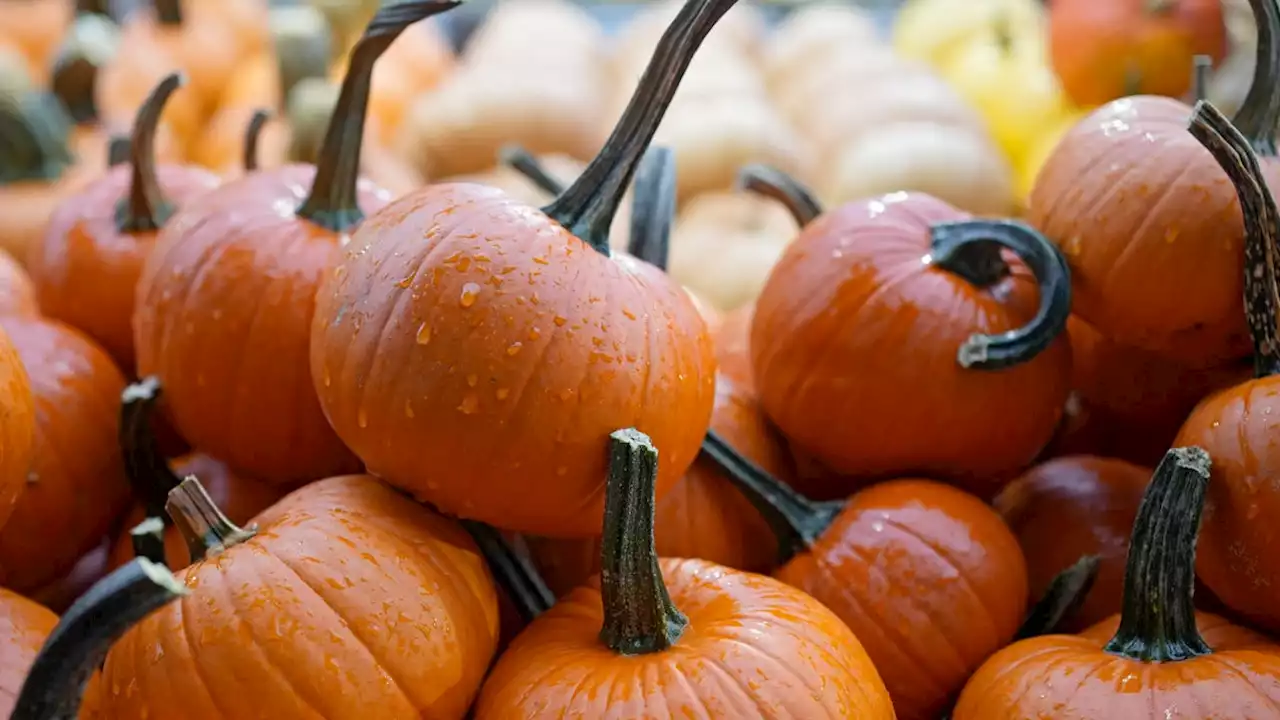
[763,2,881,92]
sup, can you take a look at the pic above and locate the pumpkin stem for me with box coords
[736,163,823,227]
[296,0,461,232]
[993,14,1013,56]
[1191,55,1212,104]
[75,0,110,15]
[50,13,118,125]
[1188,100,1280,377]
[8,558,186,720]
[542,0,744,255]
[1103,447,1212,663]
[930,219,1072,370]
[1014,555,1100,640]
[498,144,565,196]
[626,146,676,270]
[460,521,554,623]
[1231,0,1280,153]
[130,517,168,565]
[270,6,335,105]
[115,72,181,233]
[165,475,257,563]
[599,428,688,655]
[154,0,182,26]
[701,429,843,562]
[242,109,271,173]
[106,135,130,167]
[120,377,184,523]
[0,89,76,186]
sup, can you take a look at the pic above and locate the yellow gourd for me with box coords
[894,0,1043,68]
[1016,109,1085,204]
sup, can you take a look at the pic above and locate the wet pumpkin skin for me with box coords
[0,323,33,533]
[0,249,37,318]
[96,475,501,719]
[0,586,57,719]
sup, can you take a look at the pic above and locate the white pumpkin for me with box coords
[763,2,881,92]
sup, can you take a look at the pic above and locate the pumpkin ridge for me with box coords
[173,580,235,717]
[241,110,271,173]
[1204,653,1280,714]
[689,642,782,717]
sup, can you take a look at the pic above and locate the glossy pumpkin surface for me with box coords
[0,586,57,719]
[0,322,32,532]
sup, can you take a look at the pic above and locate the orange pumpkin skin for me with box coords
[30,163,220,371]
[713,303,753,389]
[310,183,717,537]
[0,586,58,718]
[751,192,1070,497]
[0,248,37,318]
[774,479,1028,720]
[0,317,130,593]
[1029,97,1253,367]
[95,36,208,153]
[0,0,71,85]
[475,558,895,718]
[1049,0,1227,107]
[134,165,383,484]
[96,475,500,719]
[995,455,1151,631]
[0,323,32,533]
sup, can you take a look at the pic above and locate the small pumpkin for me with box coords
[893,0,1045,68]
[27,539,110,614]
[0,322,32,534]
[762,2,879,93]
[745,166,1071,496]
[474,428,896,719]
[713,304,754,388]
[0,586,58,719]
[95,472,500,718]
[0,0,72,86]
[0,249,38,318]
[953,446,1280,718]
[311,0,723,537]
[30,74,220,372]
[133,2,456,485]
[48,11,120,128]
[215,4,331,115]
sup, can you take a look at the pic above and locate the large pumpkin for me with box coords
[0,587,57,719]
[0,322,33,533]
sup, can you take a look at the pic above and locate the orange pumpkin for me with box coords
[0,249,37,318]
[30,74,220,372]
[713,303,753,389]
[475,428,896,718]
[0,586,58,718]
[310,0,721,537]
[747,167,1071,497]
[954,446,1280,718]
[0,0,72,86]
[0,322,33,534]
[0,316,129,594]
[95,473,500,718]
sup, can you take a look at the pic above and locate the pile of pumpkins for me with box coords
[2,0,1280,718]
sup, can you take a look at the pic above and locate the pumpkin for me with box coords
[49,11,119,127]
[459,521,554,650]
[474,428,896,718]
[312,0,724,538]
[1049,0,1228,107]
[0,587,58,719]
[762,2,879,93]
[1173,99,1280,632]
[132,2,456,485]
[107,377,286,571]
[0,0,72,86]
[30,74,220,372]
[94,471,500,718]
[1014,106,1085,206]
[0,322,32,534]
[28,539,110,614]
[745,166,1071,496]
[894,0,1045,68]
[0,249,37,318]
[0,316,129,594]
[210,4,334,115]
[954,446,1280,717]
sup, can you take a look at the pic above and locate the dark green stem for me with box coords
[1014,555,1100,640]
[498,144,565,196]
[1189,100,1280,377]
[129,517,168,565]
[296,0,461,231]
[120,377,183,523]
[736,163,823,227]
[106,136,130,167]
[243,109,271,172]
[701,430,843,563]
[1192,55,1211,104]
[8,558,186,720]
[155,0,182,25]
[115,73,180,233]
[626,146,676,270]
[75,0,111,15]
[1232,0,1280,154]
[50,13,118,124]
[1103,447,1212,662]
[165,476,258,564]
[930,219,1072,370]
[460,521,554,623]
[542,0,744,254]
[0,91,75,185]
[599,429,688,655]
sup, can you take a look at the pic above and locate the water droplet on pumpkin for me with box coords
[459,283,480,307]
[556,466,567,476]
[357,409,368,428]
[321,367,331,387]
[333,266,346,279]
[396,270,417,288]
[458,394,479,414]
[404,400,414,418]
[495,388,509,400]
[622,308,636,320]
[506,342,523,356]
[553,316,567,327]
[532,255,549,265]
[416,322,432,345]
[466,374,478,387]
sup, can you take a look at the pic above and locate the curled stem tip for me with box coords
[498,144,565,196]
[242,109,272,173]
[626,145,676,270]
[120,376,184,522]
[116,72,181,233]
[1233,0,1280,154]
[165,475,257,563]
[460,521,554,623]
[736,163,822,227]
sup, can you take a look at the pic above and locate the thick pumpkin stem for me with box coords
[107,135,130,167]
[498,144,565,196]
[130,517,168,565]
[543,0,744,255]
[297,0,460,231]
[116,73,180,233]
[75,0,110,14]
[242,109,271,172]
[0,89,76,185]
[1104,447,1212,662]
[50,13,118,124]
[1232,0,1280,154]
[930,219,1072,370]
[701,429,843,562]
[1191,55,1211,104]
[8,558,186,720]
[1188,100,1280,377]
[736,163,823,227]
[1014,555,1100,640]
[626,146,676,270]
[154,0,182,25]
[460,521,554,623]
[166,476,257,563]
[599,429,688,655]
[120,377,183,522]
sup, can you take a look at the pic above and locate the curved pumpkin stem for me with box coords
[0,89,76,185]
[599,429,688,655]
[1014,555,1100,640]
[460,521,554,623]
[242,109,272,173]
[120,377,183,523]
[930,219,1072,370]
[130,517,168,565]
[1189,100,1280,378]
[116,72,181,233]
[75,0,110,14]
[1103,447,1212,662]
[1191,55,1212,103]
[498,144,565,196]
[8,557,186,720]
[106,135,130,167]
[166,476,258,563]
[700,430,843,563]
[736,163,823,227]
[1232,0,1280,154]
[154,0,182,25]
[50,13,118,124]
[297,0,461,232]
[625,146,676,270]
[543,0,744,255]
